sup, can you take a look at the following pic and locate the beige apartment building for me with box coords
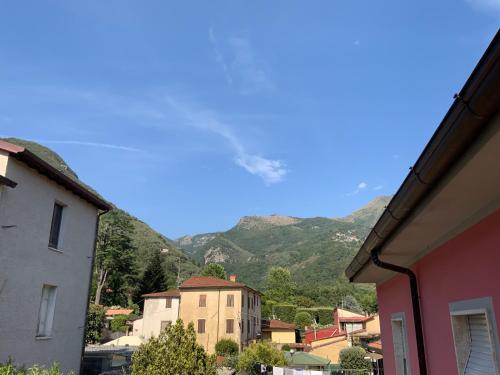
[132,289,180,339]
[178,275,261,353]
[0,140,110,373]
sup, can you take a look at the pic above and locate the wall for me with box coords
[271,330,296,344]
[364,315,380,335]
[309,336,349,363]
[0,157,98,374]
[377,208,500,375]
[138,297,180,339]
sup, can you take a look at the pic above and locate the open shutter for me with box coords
[465,314,496,375]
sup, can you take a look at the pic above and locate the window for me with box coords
[391,312,410,375]
[247,319,250,335]
[247,296,250,309]
[242,294,245,308]
[165,298,172,308]
[197,319,206,334]
[226,319,234,334]
[160,321,171,331]
[241,319,244,333]
[199,294,207,307]
[449,297,500,375]
[227,294,234,307]
[48,203,64,249]
[37,285,57,337]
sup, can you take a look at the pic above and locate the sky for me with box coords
[1,1,498,238]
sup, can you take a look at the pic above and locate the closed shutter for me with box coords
[465,314,496,375]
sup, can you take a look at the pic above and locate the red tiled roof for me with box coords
[179,276,261,294]
[0,140,110,210]
[304,326,344,344]
[105,308,134,316]
[262,319,296,330]
[142,289,181,298]
[368,340,382,350]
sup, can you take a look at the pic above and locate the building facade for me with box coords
[346,33,500,375]
[0,140,110,373]
[178,275,261,353]
[132,290,180,339]
[261,319,297,346]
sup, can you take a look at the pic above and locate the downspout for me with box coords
[370,248,427,375]
[79,208,109,375]
[216,289,221,344]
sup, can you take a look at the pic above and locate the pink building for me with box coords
[346,32,500,375]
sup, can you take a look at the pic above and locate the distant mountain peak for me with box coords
[236,215,301,230]
[338,195,392,227]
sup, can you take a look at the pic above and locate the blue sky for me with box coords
[1,1,498,238]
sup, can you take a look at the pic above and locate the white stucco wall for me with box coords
[0,157,98,374]
[138,297,180,339]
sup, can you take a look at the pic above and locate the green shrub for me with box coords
[0,361,74,374]
[237,342,287,375]
[131,319,216,375]
[297,307,334,325]
[110,314,129,332]
[85,304,106,344]
[294,311,312,329]
[273,304,297,323]
[281,344,291,351]
[215,338,239,356]
[339,346,371,371]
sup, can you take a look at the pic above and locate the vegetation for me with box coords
[0,362,74,375]
[265,267,296,303]
[215,338,239,356]
[294,311,312,329]
[201,263,227,280]
[136,250,166,308]
[131,319,216,375]
[339,347,372,371]
[110,314,129,333]
[237,342,287,374]
[85,304,106,344]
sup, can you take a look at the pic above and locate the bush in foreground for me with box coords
[237,342,287,375]
[85,304,106,344]
[339,346,371,371]
[215,338,239,357]
[0,362,74,375]
[131,319,216,375]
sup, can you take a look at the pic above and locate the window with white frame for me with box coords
[37,285,57,337]
[391,312,411,375]
[449,297,500,375]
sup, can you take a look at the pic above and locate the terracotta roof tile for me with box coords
[304,326,344,343]
[179,276,261,294]
[142,289,181,298]
[105,308,134,316]
[262,319,296,330]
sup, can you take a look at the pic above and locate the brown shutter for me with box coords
[198,319,205,333]
[199,294,207,307]
[226,319,234,334]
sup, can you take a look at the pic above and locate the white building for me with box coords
[132,290,181,339]
[0,140,110,373]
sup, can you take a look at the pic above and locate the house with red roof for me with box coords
[261,319,298,347]
[346,33,500,375]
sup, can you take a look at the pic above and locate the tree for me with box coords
[294,295,315,308]
[343,294,362,313]
[294,311,312,329]
[136,250,166,304]
[339,347,371,371]
[237,342,287,374]
[201,263,227,280]
[265,267,296,303]
[94,211,136,306]
[215,338,239,356]
[110,314,129,333]
[131,319,216,375]
[359,292,378,315]
[85,304,106,344]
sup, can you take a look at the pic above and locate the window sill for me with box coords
[35,336,53,341]
[48,247,63,254]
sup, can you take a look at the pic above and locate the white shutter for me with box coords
[464,314,496,375]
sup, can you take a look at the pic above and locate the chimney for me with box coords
[229,274,237,282]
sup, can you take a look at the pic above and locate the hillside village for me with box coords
[0,16,499,375]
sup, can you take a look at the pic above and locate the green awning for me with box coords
[285,352,331,366]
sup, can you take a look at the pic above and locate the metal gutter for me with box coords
[0,175,17,188]
[346,30,500,281]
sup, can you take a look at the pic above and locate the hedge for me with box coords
[296,307,334,325]
[273,304,297,323]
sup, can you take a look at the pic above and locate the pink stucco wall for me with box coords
[377,208,500,374]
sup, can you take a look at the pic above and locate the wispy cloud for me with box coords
[358,182,367,189]
[465,0,500,11]
[354,39,361,46]
[207,28,275,94]
[0,136,142,152]
[373,185,383,191]
[165,96,286,184]
[208,27,233,85]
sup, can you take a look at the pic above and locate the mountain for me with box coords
[176,196,391,289]
[3,138,200,288]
